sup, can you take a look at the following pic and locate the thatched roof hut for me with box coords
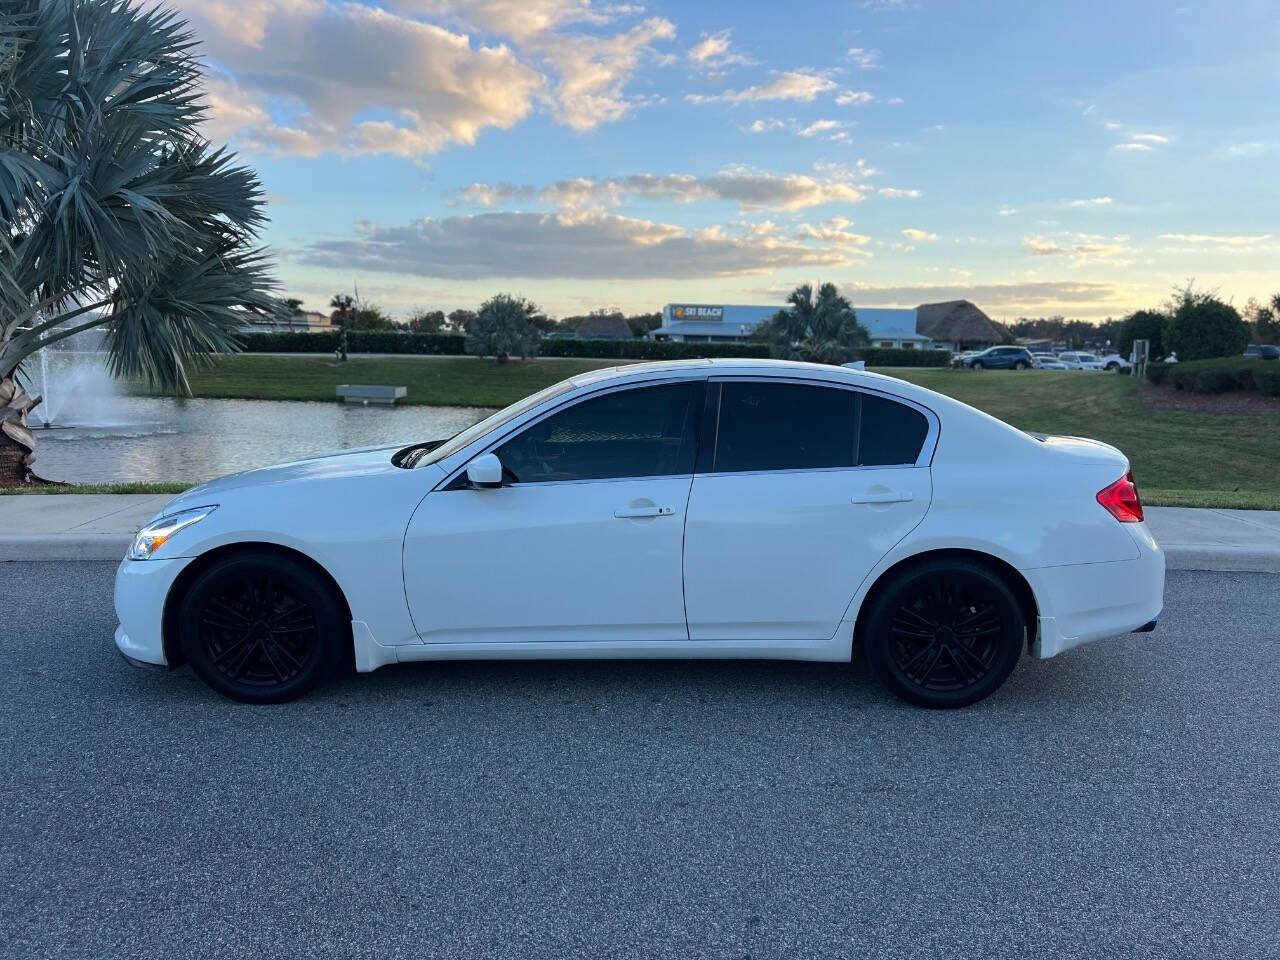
[574,313,634,340]
[915,300,1006,348]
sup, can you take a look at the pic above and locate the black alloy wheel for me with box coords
[179,550,345,704]
[863,558,1024,708]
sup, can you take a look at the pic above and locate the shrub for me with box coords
[1192,369,1238,393]
[1164,289,1249,361]
[1118,309,1168,359]
[1254,363,1280,396]
[538,338,768,360]
[238,331,466,354]
[1145,361,1170,385]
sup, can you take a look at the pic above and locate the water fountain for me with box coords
[28,329,138,431]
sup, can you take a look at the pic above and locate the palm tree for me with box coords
[758,282,869,365]
[0,0,283,485]
[466,294,542,363]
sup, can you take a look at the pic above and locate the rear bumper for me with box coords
[1025,524,1165,659]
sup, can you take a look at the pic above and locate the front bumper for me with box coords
[113,556,193,668]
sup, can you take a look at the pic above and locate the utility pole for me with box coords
[338,302,349,363]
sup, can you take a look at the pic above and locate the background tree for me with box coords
[626,312,662,337]
[1243,295,1280,344]
[447,308,477,334]
[1117,309,1169,360]
[0,0,282,485]
[329,293,395,331]
[283,298,305,316]
[756,282,868,365]
[406,308,446,333]
[1163,284,1248,361]
[466,294,541,362]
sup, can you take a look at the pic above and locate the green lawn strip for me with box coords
[1,481,193,495]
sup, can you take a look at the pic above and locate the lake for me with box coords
[32,397,494,484]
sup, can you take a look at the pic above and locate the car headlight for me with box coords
[129,505,218,560]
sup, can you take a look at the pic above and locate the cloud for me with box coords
[450,166,875,212]
[1112,142,1153,153]
[835,280,1142,315]
[901,227,937,241]
[300,210,853,279]
[796,217,872,249]
[687,28,753,70]
[997,205,1018,216]
[1023,232,1131,263]
[797,119,847,138]
[185,2,543,157]
[878,187,920,198]
[847,47,880,69]
[686,69,837,103]
[183,0,674,157]
[1157,232,1273,253]
[835,90,875,105]
[1067,196,1113,206]
[1128,132,1171,144]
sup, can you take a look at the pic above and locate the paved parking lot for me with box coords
[3,562,1278,959]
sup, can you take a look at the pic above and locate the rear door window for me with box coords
[710,381,929,473]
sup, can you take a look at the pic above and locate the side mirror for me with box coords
[465,452,503,489]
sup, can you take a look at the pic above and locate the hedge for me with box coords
[236,332,952,367]
[1151,356,1277,394]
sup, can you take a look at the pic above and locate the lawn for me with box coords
[126,355,1278,509]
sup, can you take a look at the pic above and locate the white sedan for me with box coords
[1056,352,1107,371]
[115,359,1165,709]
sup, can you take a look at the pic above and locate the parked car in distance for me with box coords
[951,350,979,368]
[1095,352,1130,371]
[1056,352,1106,371]
[1033,353,1068,370]
[1244,344,1280,360]
[115,359,1164,710]
[963,346,1035,370]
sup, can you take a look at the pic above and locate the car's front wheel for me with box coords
[179,549,346,704]
[971,360,984,369]
[862,558,1025,708]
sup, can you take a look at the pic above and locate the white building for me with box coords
[655,303,936,349]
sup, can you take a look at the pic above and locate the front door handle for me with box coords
[851,491,913,505]
[613,505,675,518]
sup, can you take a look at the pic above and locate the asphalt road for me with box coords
[2,563,1278,960]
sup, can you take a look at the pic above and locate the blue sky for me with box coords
[183,0,1280,321]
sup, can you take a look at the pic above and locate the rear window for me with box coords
[859,393,929,466]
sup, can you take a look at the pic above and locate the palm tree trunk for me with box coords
[0,375,39,486]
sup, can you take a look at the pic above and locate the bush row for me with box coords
[236,332,952,367]
[1147,356,1280,395]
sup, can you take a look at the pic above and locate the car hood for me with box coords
[165,444,405,511]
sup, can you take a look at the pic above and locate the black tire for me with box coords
[179,549,346,704]
[1105,361,1119,371]
[1014,360,1028,370]
[971,360,984,369]
[862,558,1024,708]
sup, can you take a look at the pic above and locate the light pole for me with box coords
[338,303,349,363]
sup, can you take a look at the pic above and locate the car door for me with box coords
[682,379,934,642]
[402,380,702,644]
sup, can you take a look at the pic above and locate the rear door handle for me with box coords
[614,506,675,518]
[851,491,913,505]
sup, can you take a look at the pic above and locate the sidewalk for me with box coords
[0,494,1276,571]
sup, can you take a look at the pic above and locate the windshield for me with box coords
[405,377,579,469]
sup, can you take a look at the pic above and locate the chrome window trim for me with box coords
[433,370,940,491]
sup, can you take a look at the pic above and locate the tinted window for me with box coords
[497,383,697,483]
[859,393,929,466]
[713,382,856,473]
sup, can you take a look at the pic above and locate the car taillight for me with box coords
[1097,470,1143,522]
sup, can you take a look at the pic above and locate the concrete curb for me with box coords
[1,535,1277,573]
[0,534,132,562]
[1163,545,1280,574]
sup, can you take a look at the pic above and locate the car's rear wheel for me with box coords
[1014,360,1028,370]
[179,550,345,704]
[862,559,1024,708]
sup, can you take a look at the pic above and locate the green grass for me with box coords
[889,369,1280,508]
[132,354,624,408]
[0,481,193,495]
[125,356,1279,509]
